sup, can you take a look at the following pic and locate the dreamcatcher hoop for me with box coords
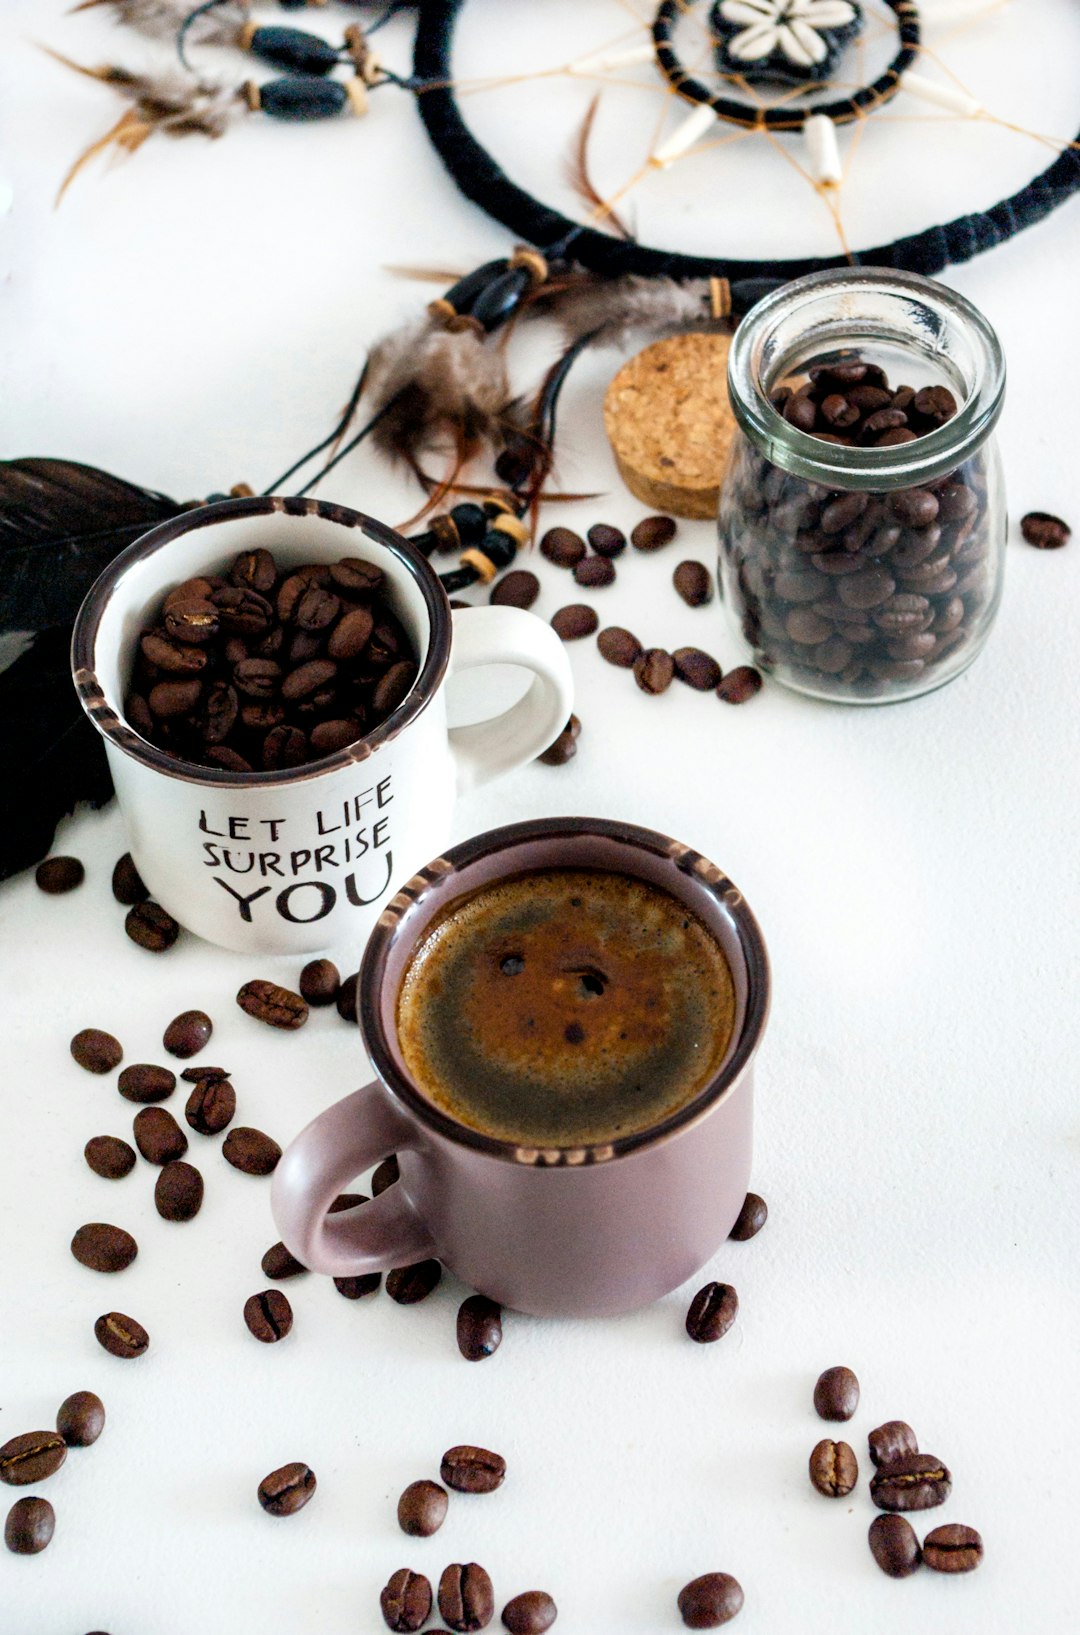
[413,0,1080,282]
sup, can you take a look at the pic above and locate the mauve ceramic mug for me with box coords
[272,817,770,1318]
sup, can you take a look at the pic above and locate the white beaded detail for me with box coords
[651,101,718,166]
[902,70,983,118]
[804,112,843,185]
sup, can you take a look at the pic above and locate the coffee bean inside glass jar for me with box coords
[126,551,419,772]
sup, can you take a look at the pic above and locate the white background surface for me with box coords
[2,2,1079,1632]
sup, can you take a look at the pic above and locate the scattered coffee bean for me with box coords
[813,1366,859,1421]
[538,715,581,766]
[372,1155,399,1195]
[551,604,598,641]
[184,1076,236,1136]
[133,1106,188,1165]
[335,1273,382,1298]
[56,1391,104,1448]
[162,1009,213,1059]
[677,1571,744,1628]
[870,1453,951,1512]
[501,1591,558,1634]
[439,1562,495,1632]
[809,1439,858,1497]
[631,515,677,551]
[236,979,308,1030]
[336,972,359,1022]
[634,648,675,695]
[94,1311,149,1359]
[0,1432,67,1487]
[381,1568,433,1632]
[868,1513,921,1578]
[457,1295,503,1361]
[440,1445,506,1495]
[71,1029,123,1075]
[674,561,713,607]
[4,1496,54,1555]
[685,1282,738,1343]
[716,666,762,704]
[124,901,179,952]
[35,855,84,894]
[155,1160,204,1221]
[573,555,616,589]
[1021,510,1070,549]
[180,1064,229,1083]
[398,1479,449,1538]
[223,1126,281,1175]
[244,1289,294,1343]
[673,647,722,691]
[922,1523,983,1573]
[299,958,340,1007]
[540,527,587,568]
[728,1192,767,1241]
[491,570,540,609]
[117,1063,176,1103]
[588,523,626,558]
[868,1421,918,1469]
[71,1223,138,1274]
[84,1135,136,1180]
[386,1259,442,1304]
[597,627,643,668]
[258,1461,316,1517]
[262,1242,307,1280]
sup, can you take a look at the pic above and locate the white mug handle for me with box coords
[447,605,574,793]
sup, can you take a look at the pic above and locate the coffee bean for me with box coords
[673,648,722,691]
[381,1568,432,1631]
[56,1391,104,1448]
[336,972,359,1022]
[631,514,677,551]
[373,661,419,717]
[838,568,895,610]
[491,570,540,609]
[236,980,308,1030]
[180,1064,229,1083]
[299,958,340,1007]
[258,1461,316,1517]
[155,1160,203,1221]
[868,1421,917,1469]
[330,557,384,594]
[597,627,642,668]
[84,1135,136,1179]
[868,1513,921,1578]
[230,547,277,594]
[439,1562,495,1632]
[386,1259,442,1305]
[677,1572,744,1628]
[262,1242,307,1279]
[133,1106,188,1165]
[4,1496,55,1555]
[922,1523,983,1573]
[540,527,586,568]
[440,1445,506,1494]
[573,555,616,588]
[889,487,939,527]
[457,1295,502,1361]
[111,853,148,905]
[809,1438,858,1497]
[397,1479,448,1538]
[1021,510,1071,549]
[71,1029,122,1075]
[162,1009,213,1059]
[673,560,713,607]
[728,1192,767,1241]
[0,1432,67,1486]
[223,1127,281,1176]
[35,855,84,894]
[685,1281,738,1343]
[117,1063,176,1104]
[371,1155,399,1195]
[716,666,762,704]
[588,523,626,558]
[813,1365,859,1421]
[870,1453,951,1512]
[634,648,675,695]
[501,1591,558,1634]
[551,604,598,641]
[184,1077,236,1135]
[94,1311,148,1359]
[244,1289,294,1343]
[71,1223,138,1274]
[295,585,341,633]
[328,604,375,659]
[538,715,581,765]
[785,394,819,433]
[335,1272,382,1298]
[912,384,958,426]
[124,901,179,952]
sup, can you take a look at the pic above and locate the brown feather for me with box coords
[566,95,634,242]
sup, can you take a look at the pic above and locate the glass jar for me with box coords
[717,268,1006,703]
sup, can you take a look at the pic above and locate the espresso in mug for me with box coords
[396,869,736,1147]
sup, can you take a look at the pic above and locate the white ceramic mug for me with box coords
[71,495,573,954]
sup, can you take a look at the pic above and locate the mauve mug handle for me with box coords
[270,1083,435,1276]
[446,605,574,792]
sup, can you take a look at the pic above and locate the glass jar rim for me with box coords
[727,267,1006,491]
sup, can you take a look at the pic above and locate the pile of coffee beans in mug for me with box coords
[125,549,418,773]
[2,1391,105,1555]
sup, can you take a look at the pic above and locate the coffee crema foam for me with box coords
[395,869,736,1147]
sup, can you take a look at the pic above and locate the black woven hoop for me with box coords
[653,0,919,132]
[413,0,1080,282]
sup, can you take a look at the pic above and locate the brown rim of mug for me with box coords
[360,816,771,1167]
[70,494,453,789]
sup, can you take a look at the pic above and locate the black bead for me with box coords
[409,530,438,558]
[441,259,510,316]
[258,75,349,121]
[468,264,534,331]
[731,277,788,317]
[250,27,341,76]
[439,566,478,595]
[449,503,487,547]
[479,529,517,570]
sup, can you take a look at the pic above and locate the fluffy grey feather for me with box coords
[362,320,512,462]
[543,275,719,348]
[72,0,241,46]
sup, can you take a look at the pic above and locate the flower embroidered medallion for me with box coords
[711,0,864,85]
